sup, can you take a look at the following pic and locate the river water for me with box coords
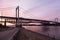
[23,26,60,39]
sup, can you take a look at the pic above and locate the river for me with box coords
[23,26,60,39]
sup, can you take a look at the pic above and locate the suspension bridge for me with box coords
[0,6,60,27]
[0,6,60,40]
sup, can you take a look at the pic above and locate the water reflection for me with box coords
[42,26,49,32]
[23,26,60,39]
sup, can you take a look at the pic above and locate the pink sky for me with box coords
[0,0,60,21]
[0,0,60,33]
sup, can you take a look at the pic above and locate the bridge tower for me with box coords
[55,18,58,22]
[16,6,22,27]
[55,18,59,25]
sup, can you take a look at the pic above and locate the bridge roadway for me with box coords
[0,27,20,40]
[0,16,60,26]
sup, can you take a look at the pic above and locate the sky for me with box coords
[0,0,60,21]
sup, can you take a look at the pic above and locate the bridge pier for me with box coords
[4,19,6,28]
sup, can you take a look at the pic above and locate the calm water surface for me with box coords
[23,26,60,39]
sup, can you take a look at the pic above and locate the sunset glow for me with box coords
[0,0,60,21]
[2,22,15,26]
[0,0,60,39]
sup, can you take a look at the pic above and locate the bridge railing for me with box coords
[8,27,20,40]
[0,27,20,40]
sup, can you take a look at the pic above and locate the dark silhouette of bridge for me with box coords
[0,16,60,26]
[0,6,60,40]
[0,6,60,27]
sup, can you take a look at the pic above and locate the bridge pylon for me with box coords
[16,6,22,28]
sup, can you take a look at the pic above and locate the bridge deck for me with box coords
[0,16,60,26]
[0,27,19,40]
